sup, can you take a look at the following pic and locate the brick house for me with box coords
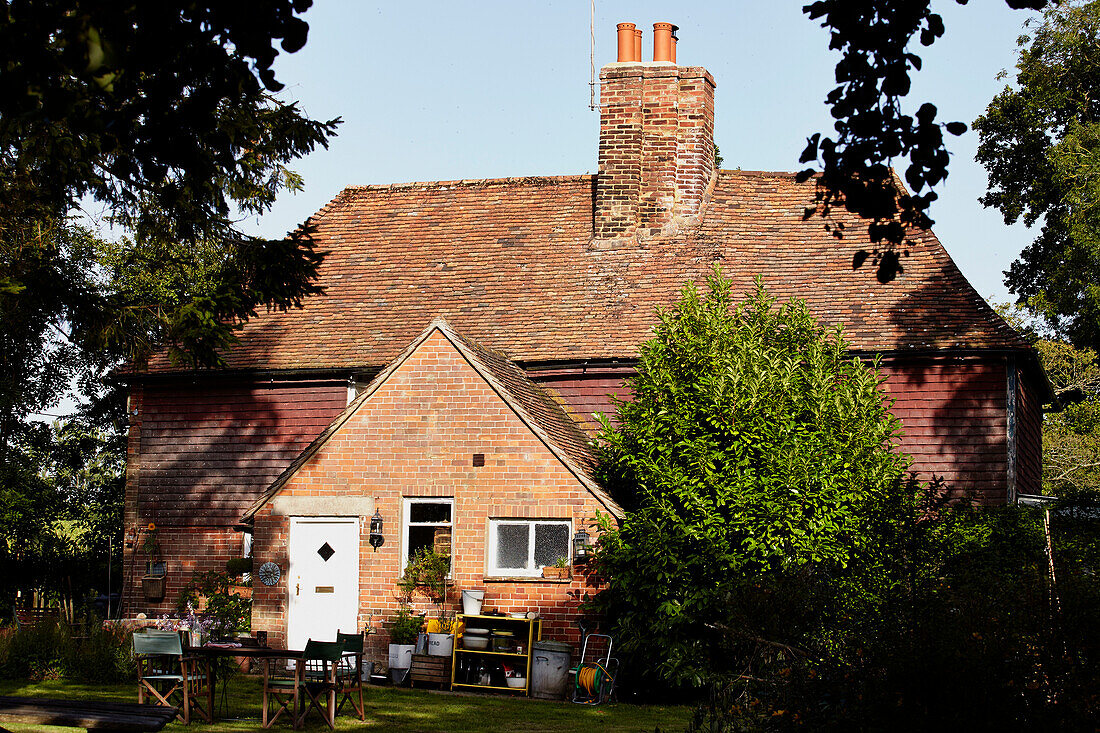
[121,24,1050,655]
[241,319,618,651]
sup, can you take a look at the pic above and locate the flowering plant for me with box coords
[141,523,161,562]
[155,603,216,637]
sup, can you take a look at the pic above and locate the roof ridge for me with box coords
[338,174,595,194]
[717,168,812,178]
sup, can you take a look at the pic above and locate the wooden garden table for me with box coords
[186,644,306,722]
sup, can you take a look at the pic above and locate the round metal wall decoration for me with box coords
[257,561,281,586]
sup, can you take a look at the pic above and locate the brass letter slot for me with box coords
[315,586,334,594]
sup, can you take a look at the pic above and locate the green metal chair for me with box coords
[133,629,213,724]
[335,631,366,721]
[296,640,345,730]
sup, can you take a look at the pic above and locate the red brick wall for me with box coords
[122,377,347,616]
[123,350,1031,621]
[251,331,607,662]
[121,528,247,616]
[597,63,715,238]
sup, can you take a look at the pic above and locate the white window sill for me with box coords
[482,575,573,584]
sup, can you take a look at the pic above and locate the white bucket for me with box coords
[428,632,454,657]
[387,643,413,669]
[462,589,485,615]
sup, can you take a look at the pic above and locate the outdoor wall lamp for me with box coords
[369,508,384,552]
[572,528,593,563]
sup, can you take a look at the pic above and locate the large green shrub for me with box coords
[592,273,1100,728]
[592,272,909,688]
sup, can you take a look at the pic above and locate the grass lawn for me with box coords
[0,676,692,732]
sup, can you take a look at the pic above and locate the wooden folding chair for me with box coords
[296,640,344,730]
[262,654,300,728]
[133,629,213,724]
[335,631,366,721]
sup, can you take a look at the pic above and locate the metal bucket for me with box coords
[530,640,572,700]
[387,643,413,684]
[461,589,484,615]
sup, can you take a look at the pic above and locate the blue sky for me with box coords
[244,1,1042,306]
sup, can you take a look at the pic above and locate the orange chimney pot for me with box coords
[633,28,642,62]
[616,23,636,62]
[653,22,674,63]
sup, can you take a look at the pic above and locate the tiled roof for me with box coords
[145,170,1027,374]
[242,319,620,522]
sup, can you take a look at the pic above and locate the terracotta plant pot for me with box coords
[541,566,570,580]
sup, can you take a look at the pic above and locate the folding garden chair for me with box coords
[335,631,366,721]
[297,639,344,730]
[261,653,301,728]
[133,629,213,724]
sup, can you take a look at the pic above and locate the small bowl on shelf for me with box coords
[505,676,526,688]
[463,635,490,651]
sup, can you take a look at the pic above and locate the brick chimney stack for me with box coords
[596,22,716,239]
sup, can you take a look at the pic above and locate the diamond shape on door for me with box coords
[317,542,336,561]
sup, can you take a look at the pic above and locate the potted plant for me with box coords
[140,523,167,602]
[387,607,423,683]
[225,556,253,600]
[401,548,455,656]
[542,556,571,580]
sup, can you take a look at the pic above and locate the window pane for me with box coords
[410,502,451,524]
[534,524,569,567]
[496,524,529,570]
[407,526,436,560]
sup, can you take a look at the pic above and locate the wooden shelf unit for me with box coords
[450,614,541,695]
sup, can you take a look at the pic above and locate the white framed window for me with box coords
[401,498,454,572]
[487,519,571,577]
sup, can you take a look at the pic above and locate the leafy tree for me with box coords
[0,221,99,458]
[0,1,339,378]
[800,0,1047,257]
[0,3,339,572]
[975,1,1100,349]
[0,1,335,242]
[591,272,909,687]
[0,407,125,616]
[1037,339,1100,496]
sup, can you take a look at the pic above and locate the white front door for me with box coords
[287,517,360,650]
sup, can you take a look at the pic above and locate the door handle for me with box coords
[296,581,300,596]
